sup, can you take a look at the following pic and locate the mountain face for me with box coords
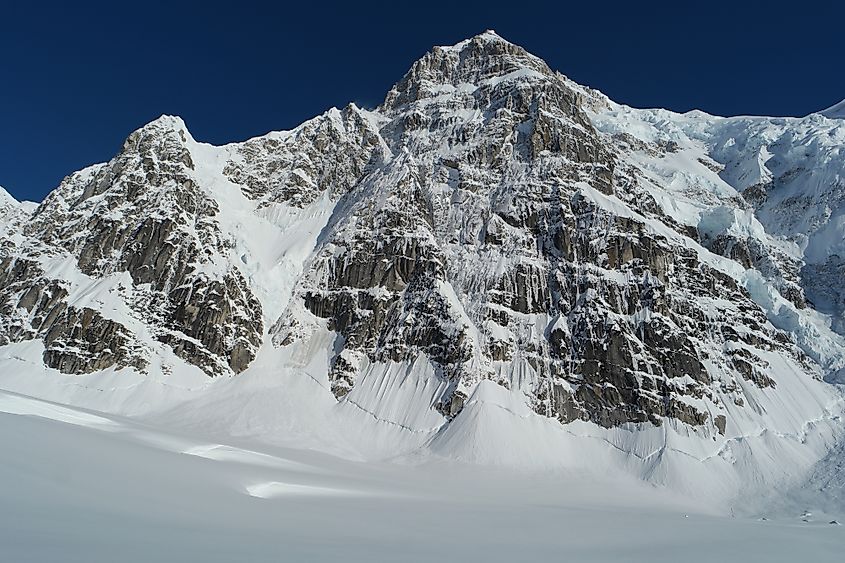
[1,32,844,479]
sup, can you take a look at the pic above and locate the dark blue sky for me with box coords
[3,0,843,202]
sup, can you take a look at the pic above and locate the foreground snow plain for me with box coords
[2,380,844,562]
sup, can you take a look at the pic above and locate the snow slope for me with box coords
[2,388,844,563]
[1,330,842,514]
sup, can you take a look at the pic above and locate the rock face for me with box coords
[273,32,833,433]
[1,31,843,439]
[0,256,146,374]
[2,119,264,376]
[223,104,384,206]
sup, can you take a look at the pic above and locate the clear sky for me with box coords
[3,0,843,202]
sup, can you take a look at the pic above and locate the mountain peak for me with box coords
[136,114,191,136]
[381,32,552,111]
[120,114,195,158]
[0,185,16,207]
[440,29,512,51]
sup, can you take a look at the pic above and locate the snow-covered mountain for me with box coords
[2,31,845,509]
